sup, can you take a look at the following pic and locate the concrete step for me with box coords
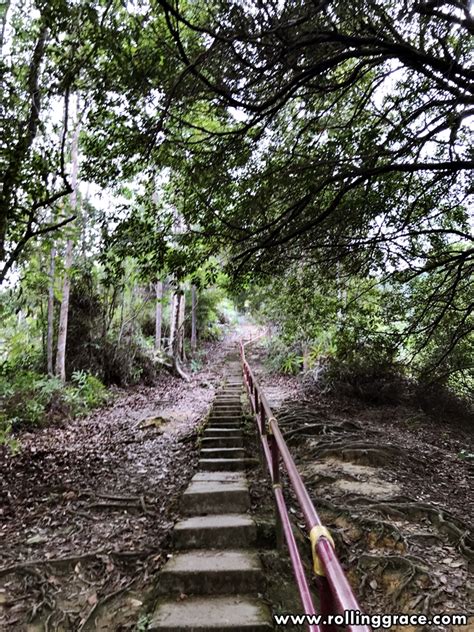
[208,414,242,421]
[208,422,242,429]
[200,447,245,459]
[212,401,242,412]
[204,428,242,438]
[174,514,256,549]
[215,393,242,398]
[206,422,241,429]
[213,402,241,407]
[201,436,243,448]
[216,389,241,394]
[149,595,272,631]
[199,458,246,471]
[157,549,263,595]
[191,471,246,483]
[181,478,249,515]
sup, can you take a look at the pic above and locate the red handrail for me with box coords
[240,338,371,632]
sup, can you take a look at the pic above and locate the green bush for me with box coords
[68,370,109,411]
[0,363,110,447]
[264,337,301,374]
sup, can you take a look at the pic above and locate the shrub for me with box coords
[0,363,110,446]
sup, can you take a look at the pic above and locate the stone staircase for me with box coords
[149,365,273,631]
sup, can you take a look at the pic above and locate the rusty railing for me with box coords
[240,338,371,632]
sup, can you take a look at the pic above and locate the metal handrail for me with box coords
[240,338,371,632]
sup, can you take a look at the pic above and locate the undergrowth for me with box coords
[0,365,109,449]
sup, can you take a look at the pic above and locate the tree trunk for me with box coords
[46,245,56,375]
[155,280,163,351]
[168,291,179,356]
[167,289,189,380]
[178,290,186,361]
[55,95,79,382]
[191,284,197,353]
[55,239,73,381]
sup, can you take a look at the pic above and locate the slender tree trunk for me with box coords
[178,289,186,361]
[191,284,197,353]
[168,291,180,356]
[167,290,189,381]
[55,96,79,382]
[117,288,125,344]
[55,239,73,381]
[46,245,56,375]
[155,280,163,351]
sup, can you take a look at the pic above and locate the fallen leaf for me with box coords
[87,592,98,606]
[26,534,48,545]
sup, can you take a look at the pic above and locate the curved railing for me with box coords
[240,338,372,632]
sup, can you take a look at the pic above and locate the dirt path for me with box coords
[0,337,242,631]
[247,342,473,632]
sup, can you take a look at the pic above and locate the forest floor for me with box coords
[246,341,473,632]
[1,329,472,632]
[0,332,247,631]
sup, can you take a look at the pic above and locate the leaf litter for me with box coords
[0,338,235,631]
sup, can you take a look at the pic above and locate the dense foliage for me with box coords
[1,0,473,442]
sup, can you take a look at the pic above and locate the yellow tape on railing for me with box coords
[309,525,335,576]
[266,416,276,435]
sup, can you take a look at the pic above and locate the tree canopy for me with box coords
[1,0,473,392]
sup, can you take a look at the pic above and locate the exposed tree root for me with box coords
[77,581,135,631]
[0,549,155,578]
[86,496,153,515]
[284,420,363,442]
[311,441,404,466]
[277,406,362,430]
[156,355,190,381]
[314,497,407,552]
[357,553,432,607]
[333,496,474,560]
